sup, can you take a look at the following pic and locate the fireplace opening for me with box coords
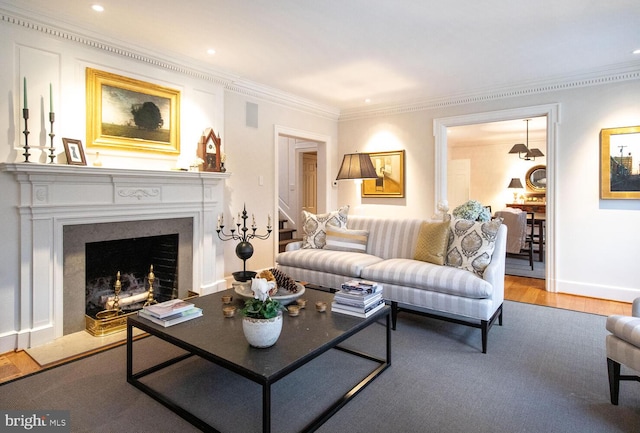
[85,234,179,319]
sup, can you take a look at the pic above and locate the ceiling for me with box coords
[2,0,640,113]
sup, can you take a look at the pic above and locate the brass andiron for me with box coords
[111,271,122,313]
[217,204,272,282]
[144,265,157,306]
[95,271,123,320]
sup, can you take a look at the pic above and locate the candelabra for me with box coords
[22,108,31,163]
[48,112,56,163]
[217,204,272,282]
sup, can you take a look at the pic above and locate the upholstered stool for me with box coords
[606,298,640,405]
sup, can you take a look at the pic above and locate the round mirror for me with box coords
[526,165,546,192]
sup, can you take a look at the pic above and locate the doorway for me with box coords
[274,126,331,257]
[447,116,547,280]
[433,104,559,291]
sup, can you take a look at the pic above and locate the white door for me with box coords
[447,159,470,209]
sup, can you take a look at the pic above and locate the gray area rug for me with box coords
[2,301,639,433]
[506,256,545,279]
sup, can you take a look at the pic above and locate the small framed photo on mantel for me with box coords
[62,138,87,166]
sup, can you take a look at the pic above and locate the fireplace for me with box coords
[85,234,179,317]
[63,218,193,335]
[1,163,230,350]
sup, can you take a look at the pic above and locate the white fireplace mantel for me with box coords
[1,162,230,349]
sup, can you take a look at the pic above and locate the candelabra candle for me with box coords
[48,112,56,163]
[217,204,272,282]
[22,108,31,163]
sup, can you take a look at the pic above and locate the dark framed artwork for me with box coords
[600,125,640,199]
[62,138,87,166]
[86,68,180,154]
[361,150,405,198]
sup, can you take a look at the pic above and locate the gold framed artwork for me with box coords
[361,150,405,198]
[62,138,87,166]
[600,125,640,199]
[86,68,180,154]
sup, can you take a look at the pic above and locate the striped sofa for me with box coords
[276,215,507,353]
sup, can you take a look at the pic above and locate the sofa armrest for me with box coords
[285,241,303,251]
[482,224,507,300]
[633,298,640,318]
[607,315,640,348]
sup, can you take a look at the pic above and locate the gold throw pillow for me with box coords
[414,221,450,265]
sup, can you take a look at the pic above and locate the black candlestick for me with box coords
[22,108,31,163]
[48,112,55,164]
[217,204,272,282]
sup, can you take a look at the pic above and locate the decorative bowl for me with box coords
[234,282,305,306]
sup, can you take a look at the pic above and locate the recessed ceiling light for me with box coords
[633,49,640,55]
[91,5,104,12]
[207,49,216,55]
[364,98,371,103]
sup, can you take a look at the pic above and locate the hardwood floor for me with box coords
[504,276,632,316]
[1,275,633,384]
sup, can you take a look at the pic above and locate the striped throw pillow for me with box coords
[324,227,369,253]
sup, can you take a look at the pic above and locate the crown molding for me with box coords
[0,7,340,121]
[339,63,640,122]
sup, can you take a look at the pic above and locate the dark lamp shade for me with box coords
[335,153,378,180]
[508,178,523,189]
[526,148,545,158]
[508,143,529,154]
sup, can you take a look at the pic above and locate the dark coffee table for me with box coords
[127,288,390,432]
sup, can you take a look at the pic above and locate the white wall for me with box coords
[222,91,337,275]
[338,79,640,302]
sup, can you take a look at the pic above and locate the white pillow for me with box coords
[445,218,502,276]
[301,205,349,249]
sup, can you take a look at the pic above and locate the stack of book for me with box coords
[138,298,202,327]
[331,280,385,318]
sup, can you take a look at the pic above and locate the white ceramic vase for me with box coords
[242,313,283,348]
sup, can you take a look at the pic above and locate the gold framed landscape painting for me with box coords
[361,150,405,198]
[86,68,180,154]
[600,125,640,199]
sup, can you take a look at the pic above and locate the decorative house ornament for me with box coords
[197,127,223,172]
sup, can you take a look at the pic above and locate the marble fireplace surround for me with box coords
[1,163,230,349]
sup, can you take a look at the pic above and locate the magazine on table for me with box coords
[331,298,385,314]
[340,280,380,294]
[333,292,383,308]
[331,301,385,318]
[142,298,195,319]
[138,306,203,327]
